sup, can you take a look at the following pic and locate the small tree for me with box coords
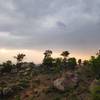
[83,60,89,66]
[14,53,26,71]
[68,57,77,70]
[78,59,82,66]
[14,53,26,64]
[44,50,52,58]
[61,51,70,68]
[90,54,100,79]
[43,50,53,68]
[53,58,62,72]
[61,51,70,62]
[2,60,13,73]
[54,58,62,66]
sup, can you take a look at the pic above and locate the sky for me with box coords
[0,0,100,63]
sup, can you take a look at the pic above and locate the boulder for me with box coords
[53,72,79,91]
[54,77,65,91]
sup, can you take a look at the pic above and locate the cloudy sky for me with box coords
[0,0,100,63]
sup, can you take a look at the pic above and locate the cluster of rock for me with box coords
[18,63,33,76]
[53,72,79,92]
[0,62,35,75]
[0,79,29,98]
[0,63,36,98]
[0,81,13,97]
[0,86,13,97]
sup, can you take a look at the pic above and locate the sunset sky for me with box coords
[0,0,100,63]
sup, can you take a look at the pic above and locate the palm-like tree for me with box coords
[44,50,52,58]
[14,53,26,64]
[14,53,26,71]
[43,50,53,68]
[61,51,70,61]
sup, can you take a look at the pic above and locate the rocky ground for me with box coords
[0,64,99,100]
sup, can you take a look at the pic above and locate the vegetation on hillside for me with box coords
[0,50,100,100]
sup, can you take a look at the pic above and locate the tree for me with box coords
[14,53,26,64]
[43,57,54,67]
[14,53,26,71]
[54,58,62,66]
[90,54,100,79]
[78,59,82,66]
[53,58,62,72]
[2,60,13,73]
[44,50,52,58]
[61,51,70,68]
[61,51,70,62]
[83,60,89,66]
[68,57,77,70]
[43,50,53,68]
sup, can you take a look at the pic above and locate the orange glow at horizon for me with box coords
[0,48,95,64]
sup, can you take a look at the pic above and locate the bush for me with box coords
[90,79,100,100]
[90,56,100,79]
[2,60,13,73]
[18,79,29,88]
[43,57,54,67]
[15,95,21,100]
[67,58,77,70]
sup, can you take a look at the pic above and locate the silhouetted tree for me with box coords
[14,53,26,71]
[54,58,62,66]
[83,60,89,66]
[2,60,13,73]
[68,57,77,70]
[14,53,26,64]
[44,50,52,58]
[78,59,82,66]
[90,55,100,79]
[43,57,54,67]
[43,50,53,69]
[53,58,62,72]
[61,51,70,68]
[61,51,70,62]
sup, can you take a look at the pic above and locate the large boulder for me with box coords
[53,72,79,92]
[54,77,65,91]
[18,63,33,76]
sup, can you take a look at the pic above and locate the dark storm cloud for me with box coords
[0,0,100,51]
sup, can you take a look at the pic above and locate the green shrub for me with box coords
[68,57,77,70]
[90,80,100,100]
[43,57,54,67]
[15,95,21,100]
[90,55,100,79]
[2,60,13,73]
[18,79,29,88]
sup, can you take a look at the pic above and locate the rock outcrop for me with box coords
[53,72,79,91]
